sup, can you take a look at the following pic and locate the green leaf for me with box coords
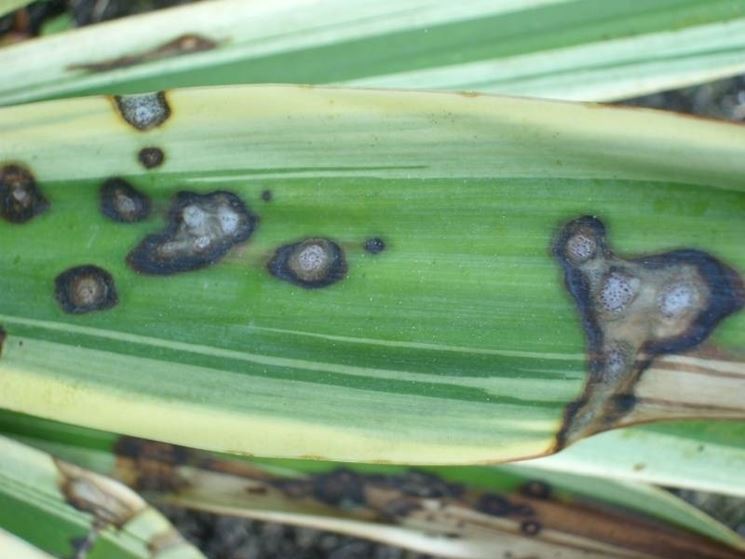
[0,86,743,465]
[2,0,745,105]
[0,434,205,559]
[0,528,56,559]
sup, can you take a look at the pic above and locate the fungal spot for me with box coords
[554,216,745,447]
[565,232,598,263]
[476,494,512,517]
[69,33,218,73]
[273,478,312,499]
[138,147,164,169]
[603,342,633,381]
[113,437,191,492]
[70,533,98,559]
[268,237,347,288]
[54,265,118,314]
[261,189,273,202]
[0,326,5,356]
[100,178,151,223]
[127,191,257,275]
[520,520,541,537]
[56,459,141,529]
[520,481,551,500]
[0,163,48,223]
[597,269,639,315]
[658,281,700,319]
[363,236,386,254]
[114,91,170,131]
[367,470,463,499]
[313,468,365,507]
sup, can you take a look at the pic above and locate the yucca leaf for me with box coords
[0,86,743,466]
[3,419,742,559]
[525,421,745,497]
[5,407,743,499]
[0,434,205,559]
[0,528,56,559]
[2,0,745,106]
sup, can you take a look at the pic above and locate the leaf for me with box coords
[0,528,56,559]
[0,434,205,559]
[0,86,743,466]
[2,0,745,105]
[2,417,742,559]
[523,421,745,497]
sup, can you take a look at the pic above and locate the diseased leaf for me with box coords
[0,86,743,466]
[1,0,745,105]
[0,434,205,559]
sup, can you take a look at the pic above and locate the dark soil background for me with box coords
[1,2,744,558]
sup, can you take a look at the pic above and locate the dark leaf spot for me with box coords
[268,237,347,288]
[476,494,512,517]
[127,190,257,275]
[138,147,165,169]
[261,189,273,202]
[520,481,552,500]
[0,163,49,223]
[100,178,151,223]
[520,520,541,537]
[70,34,218,73]
[54,265,118,314]
[363,236,386,254]
[313,468,365,507]
[553,215,744,447]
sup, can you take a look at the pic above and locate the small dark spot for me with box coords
[114,92,170,131]
[610,393,637,416]
[0,163,49,223]
[520,481,552,500]
[698,444,705,452]
[633,463,646,471]
[313,468,365,507]
[268,237,347,289]
[520,520,541,537]
[54,265,118,314]
[138,147,165,169]
[0,326,5,356]
[363,237,386,254]
[476,494,512,517]
[100,178,151,223]
[245,485,269,495]
[127,190,257,275]
[69,532,98,558]
[261,189,273,202]
[272,478,312,499]
[367,470,463,499]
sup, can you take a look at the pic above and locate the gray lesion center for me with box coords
[554,216,744,447]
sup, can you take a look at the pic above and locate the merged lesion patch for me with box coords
[553,216,744,447]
